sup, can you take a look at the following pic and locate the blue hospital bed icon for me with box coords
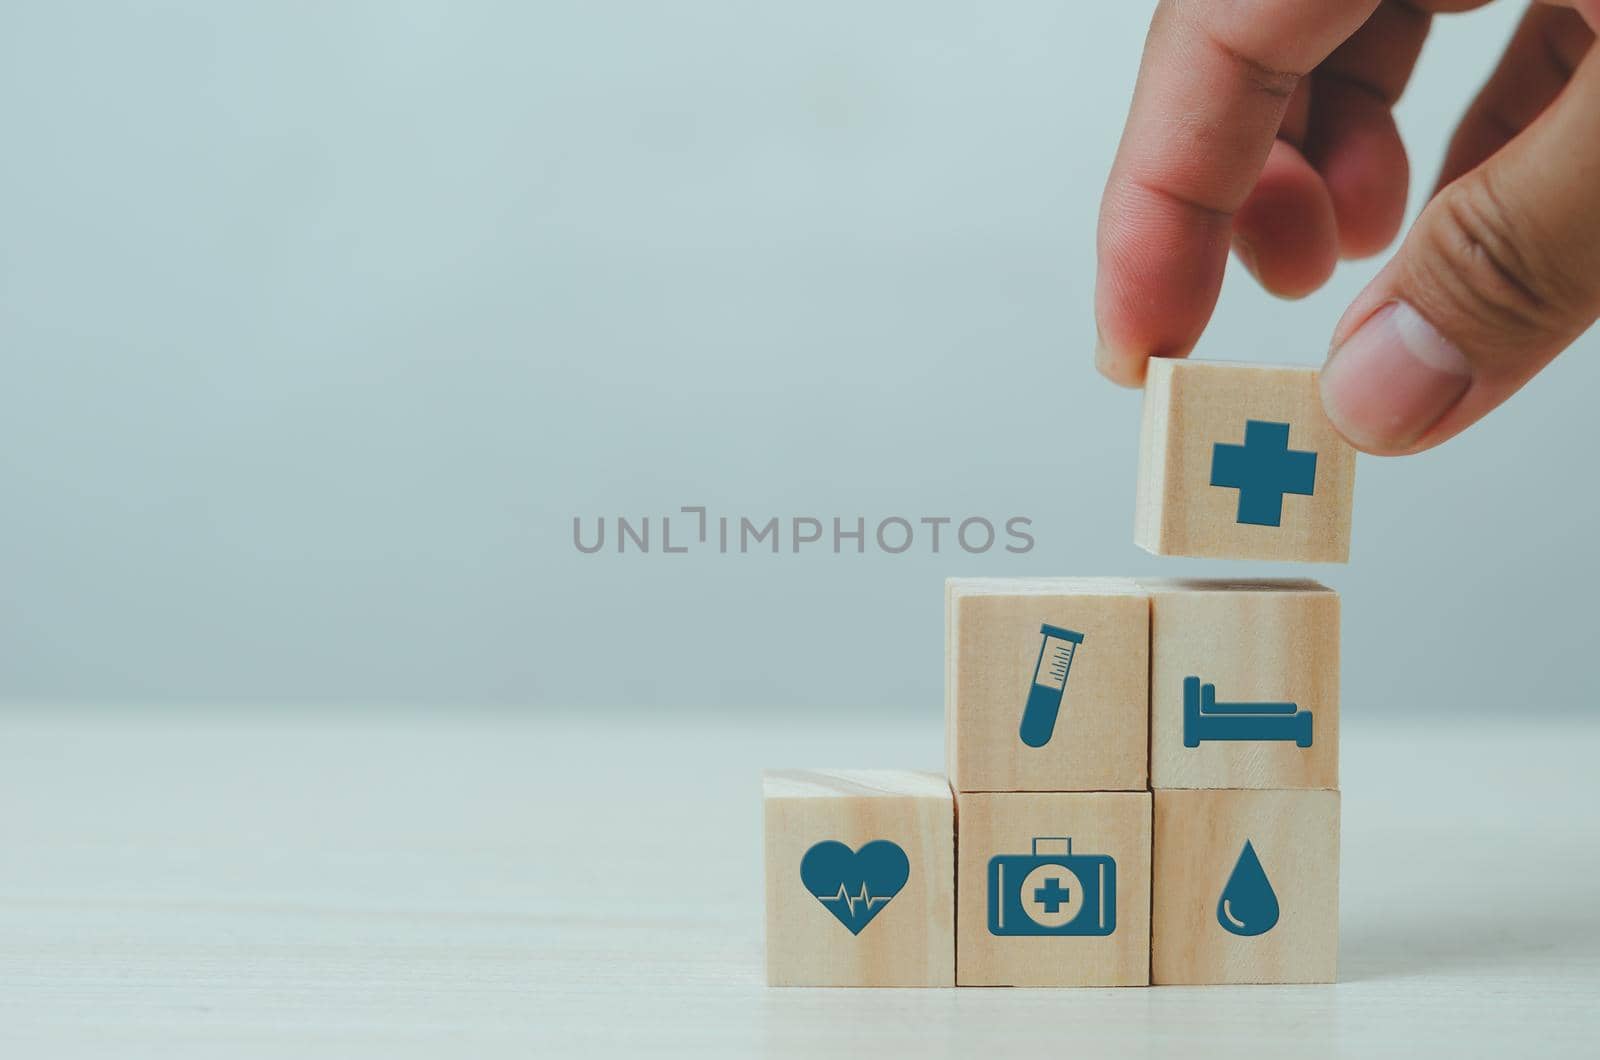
[1182,676,1313,748]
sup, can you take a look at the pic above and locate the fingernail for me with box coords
[1094,334,1117,378]
[1321,301,1472,453]
[1094,328,1134,385]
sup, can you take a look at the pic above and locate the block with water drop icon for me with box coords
[1151,789,1339,984]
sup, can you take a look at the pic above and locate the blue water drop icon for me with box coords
[1216,840,1280,937]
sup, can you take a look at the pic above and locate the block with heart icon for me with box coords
[763,768,954,987]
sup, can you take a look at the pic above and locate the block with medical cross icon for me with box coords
[1135,359,1356,563]
[955,791,1151,986]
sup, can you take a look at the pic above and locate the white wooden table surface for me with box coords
[1,707,1596,1057]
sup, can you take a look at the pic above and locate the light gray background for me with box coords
[0,2,1593,714]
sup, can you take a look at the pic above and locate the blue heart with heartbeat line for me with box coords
[800,839,910,936]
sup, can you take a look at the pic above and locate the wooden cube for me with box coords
[946,577,1148,793]
[1143,578,1338,790]
[955,791,1151,986]
[1152,789,1339,984]
[763,769,954,987]
[1135,359,1356,563]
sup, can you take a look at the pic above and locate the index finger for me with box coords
[1095,0,1379,385]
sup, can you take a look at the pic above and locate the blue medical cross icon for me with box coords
[1210,420,1317,527]
[1034,876,1072,913]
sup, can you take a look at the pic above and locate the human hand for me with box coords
[1095,1,1600,454]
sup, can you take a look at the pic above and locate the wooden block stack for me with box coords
[947,577,1153,986]
[763,361,1354,987]
[1144,579,1341,984]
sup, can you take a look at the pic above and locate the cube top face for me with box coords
[763,768,951,801]
[1152,789,1339,984]
[946,577,1148,793]
[955,791,1151,986]
[1143,579,1339,790]
[763,769,954,987]
[1135,359,1356,563]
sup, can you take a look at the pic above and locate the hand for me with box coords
[1095,1,1600,455]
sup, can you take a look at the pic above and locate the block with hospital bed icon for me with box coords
[1142,578,1339,790]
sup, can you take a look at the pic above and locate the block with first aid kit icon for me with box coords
[955,791,1151,986]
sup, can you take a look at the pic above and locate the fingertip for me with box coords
[1094,178,1230,386]
[1320,300,1473,456]
[1094,334,1147,388]
[1233,242,1333,302]
[1306,80,1410,260]
[1231,141,1340,299]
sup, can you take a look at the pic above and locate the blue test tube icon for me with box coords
[1019,624,1086,748]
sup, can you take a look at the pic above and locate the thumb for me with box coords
[1319,45,1600,456]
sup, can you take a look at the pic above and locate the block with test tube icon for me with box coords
[946,577,1149,793]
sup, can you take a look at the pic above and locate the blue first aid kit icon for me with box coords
[987,837,1117,937]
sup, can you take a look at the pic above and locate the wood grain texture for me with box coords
[1135,359,1356,563]
[955,791,1151,986]
[763,769,954,986]
[1153,789,1339,984]
[1143,578,1339,790]
[946,577,1148,792]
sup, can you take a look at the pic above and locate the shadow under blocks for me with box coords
[763,361,1350,986]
